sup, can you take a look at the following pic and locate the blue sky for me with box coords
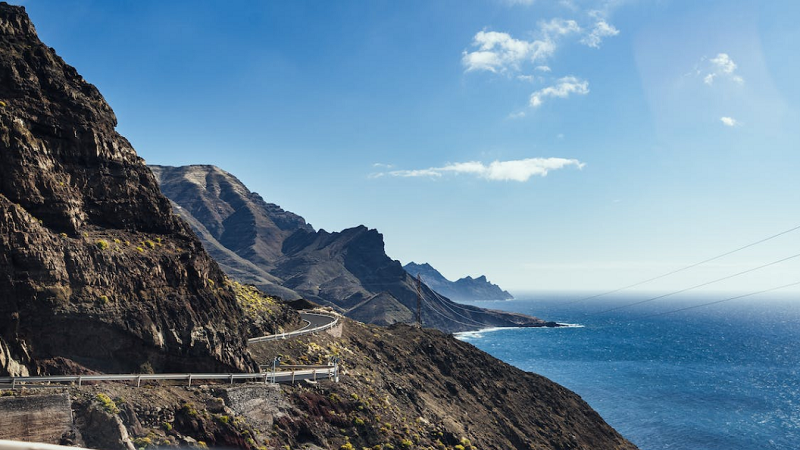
[21,0,800,294]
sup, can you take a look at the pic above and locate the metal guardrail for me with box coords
[0,366,337,389]
[0,313,342,390]
[248,312,339,343]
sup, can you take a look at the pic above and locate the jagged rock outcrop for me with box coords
[404,262,514,301]
[153,165,548,332]
[0,3,258,376]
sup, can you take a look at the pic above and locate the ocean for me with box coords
[455,293,800,450]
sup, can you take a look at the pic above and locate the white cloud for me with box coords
[530,76,589,107]
[462,30,557,73]
[540,18,581,37]
[373,163,394,168]
[580,20,619,48]
[720,116,740,127]
[535,65,552,72]
[462,19,580,74]
[517,74,536,82]
[508,111,527,119]
[701,53,744,86]
[381,158,585,182]
[711,53,736,74]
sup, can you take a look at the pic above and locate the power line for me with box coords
[420,294,485,329]
[427,286,488,327]
[639,281,800,318]
[586,252,800,316]
[564,223,800,306]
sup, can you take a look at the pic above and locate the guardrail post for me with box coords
[137,376,141,388]
[229,374,234,385]
[291,369,295,385]
[313,370,317,382]
[188,374,193,387]
[11,378,15,389]
[77,376,82,387]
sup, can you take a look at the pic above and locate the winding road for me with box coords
[0,311,341,389]
[247,311,339,343]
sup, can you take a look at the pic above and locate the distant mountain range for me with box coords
[403,262,514,302]
[151,165,547,332]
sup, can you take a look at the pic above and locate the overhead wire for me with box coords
[419,294,486,329]
[425,285,488,327]
[639,281,800,318]
[586,252,800,316]
[563,223,800,306]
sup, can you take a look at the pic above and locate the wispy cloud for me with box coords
[580,19,619,48]
[508,111,527,119]
[700,53,744,86]
[720,116,740,127]
[377,158,585,182]
[530,76,589,107]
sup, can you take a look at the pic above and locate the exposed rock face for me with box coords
[404,261,514,301]
[0,3,255,376]
[153,165,547,332]
[150,164,308,300]
[0,393,73,443]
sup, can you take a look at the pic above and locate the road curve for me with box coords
[248,311,339,344]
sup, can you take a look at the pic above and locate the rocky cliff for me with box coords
[404,262,514,302]
[0,3,259,376]
[152,165,547,332]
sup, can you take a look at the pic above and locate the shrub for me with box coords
[340,443,354,450]
[95,393,119,414]
[400,439,413,448]
[144,240,156,249]
[132,437,152,449]
[162,422,172,431]
[181,402,198,417]
[353,417,365,426]
[95,240,109,250]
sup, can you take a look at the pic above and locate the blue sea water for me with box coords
[455,294,800,450]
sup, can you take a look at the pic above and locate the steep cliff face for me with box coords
[153,165,548,332]
[404,262,514,301]
[0,3,255,376]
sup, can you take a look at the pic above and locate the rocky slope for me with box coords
[152,165,548,332]
[0,315,638,450]
[404,262,514,302]
[0,3,264,376]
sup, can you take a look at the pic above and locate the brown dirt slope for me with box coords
[248,317,639,450]
[0,316,638,450]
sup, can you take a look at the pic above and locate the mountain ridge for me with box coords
[152,164,548,332]
[404,261,514,301]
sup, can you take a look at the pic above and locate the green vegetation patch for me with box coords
[95,393,120,414]
[230,279,279,319]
